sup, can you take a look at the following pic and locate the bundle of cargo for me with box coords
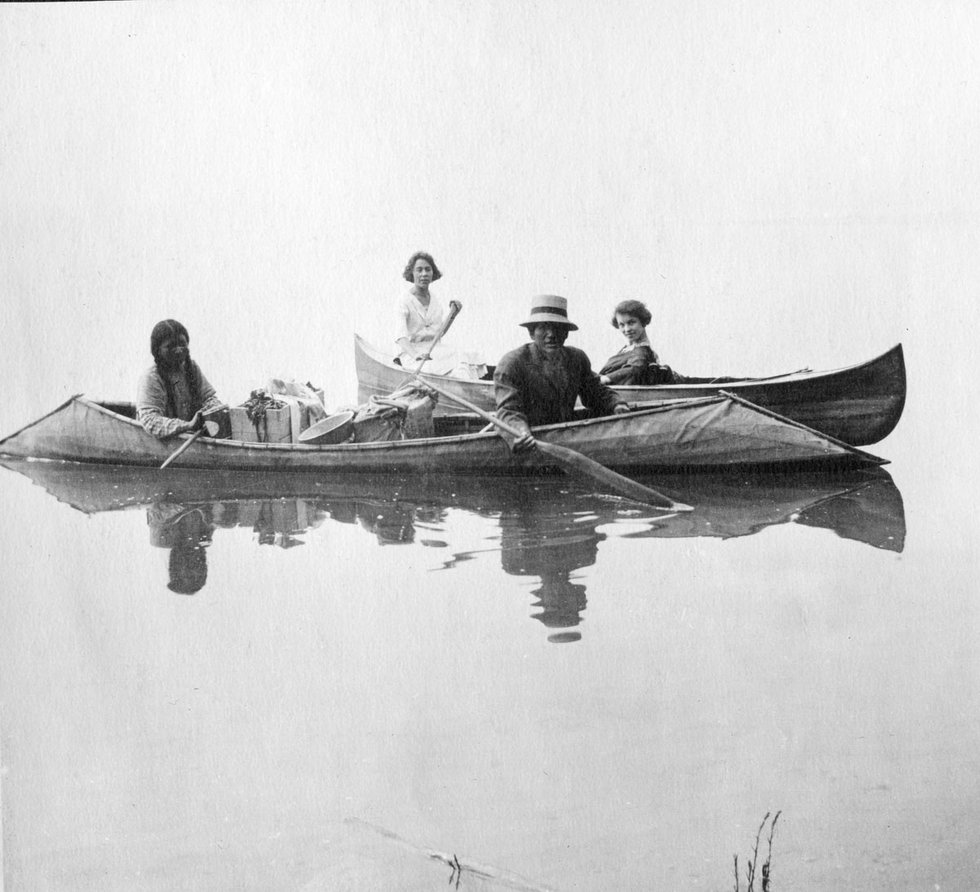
[229,380,327,444]
[229,391,290,444]
[300,384,438,445]
[266,379,327,442]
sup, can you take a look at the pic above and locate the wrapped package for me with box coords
[229,391,291,443]
[266,379,328,443]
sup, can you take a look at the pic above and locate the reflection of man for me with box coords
[147,503,214,594]
[499,496,604,643]
[528,575,588,644]
[356,501,416,545]
[494,294,628,453]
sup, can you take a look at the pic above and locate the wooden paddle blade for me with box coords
[535,440,692,510]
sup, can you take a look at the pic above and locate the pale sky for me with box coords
[2,1,977,429]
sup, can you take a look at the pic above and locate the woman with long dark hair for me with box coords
[136,319,224,439]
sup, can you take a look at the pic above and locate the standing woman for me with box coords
[137,319,225,439]
[394,250,457,374]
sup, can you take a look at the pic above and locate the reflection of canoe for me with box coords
[356,336,906,446]
[0,459,905,552]
[0,394,885,472]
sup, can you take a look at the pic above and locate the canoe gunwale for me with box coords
[75,394,739,455]
[356,334,906,394]
[357,334,903,392]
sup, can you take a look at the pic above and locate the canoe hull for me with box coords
[356,337,906,446]
[0,394,885,473]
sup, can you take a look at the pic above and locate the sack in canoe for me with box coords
[351,384,438,443]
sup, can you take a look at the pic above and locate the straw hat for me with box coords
[519,294,579,331]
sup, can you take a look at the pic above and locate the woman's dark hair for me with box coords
[167,544,208,595]
[402,251,442,283]
[150,319,201,416]
[610,300,652,328]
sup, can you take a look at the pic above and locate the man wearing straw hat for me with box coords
[494,295,629,453]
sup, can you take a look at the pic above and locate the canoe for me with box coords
[355,336,906,446]
[0,393,885,473]
[0,459,905,553]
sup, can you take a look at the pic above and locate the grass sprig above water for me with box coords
[733,811,782,892]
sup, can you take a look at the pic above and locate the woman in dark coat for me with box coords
[598,299,680,386]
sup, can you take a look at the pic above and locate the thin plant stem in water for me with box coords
[762,811,782,892]
[732,811,781,892]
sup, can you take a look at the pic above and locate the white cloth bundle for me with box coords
[266,379,328,443]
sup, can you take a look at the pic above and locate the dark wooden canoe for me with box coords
[355,336,906,446]
[0,393,885,473]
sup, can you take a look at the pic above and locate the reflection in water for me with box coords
[356,500,417,545]
[148,499,330,592]
[325,500,449,545]
[499,491,602,643]
[2,461,905,634]
[147,503,214,594]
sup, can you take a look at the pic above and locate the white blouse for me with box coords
[395,289,446,359]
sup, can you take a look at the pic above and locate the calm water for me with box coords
[4,3,979,887]
[1,400,978,892]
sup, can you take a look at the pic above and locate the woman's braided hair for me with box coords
[150,319,201,418]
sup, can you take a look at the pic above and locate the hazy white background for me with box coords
[2,4,980,888]
[2,0,977,438]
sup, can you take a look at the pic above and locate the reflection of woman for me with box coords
[137,319,225,438]
[394,251,457,374]
[147,503,214,595]
[598,300,677,386]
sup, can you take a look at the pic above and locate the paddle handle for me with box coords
[414,300,462,374]
[160,428,204,469]
[414,377,520,437]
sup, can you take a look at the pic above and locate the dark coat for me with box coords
[600,346,707,385]
[494,343,625,433]
[599,345,661,384]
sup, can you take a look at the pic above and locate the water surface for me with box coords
[4,447,975,890]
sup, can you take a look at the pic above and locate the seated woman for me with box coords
[137,319,225,439]
[598,300,681,385]
[394,251,454,372]
[598,300,741,387]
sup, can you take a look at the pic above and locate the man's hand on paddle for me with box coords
[510,430,537,453]
[612,403,630,415]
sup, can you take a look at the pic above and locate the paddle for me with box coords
[416,377,690,511]
[410,299,462,376]
[160,416,223,469]
[160,428,205,469]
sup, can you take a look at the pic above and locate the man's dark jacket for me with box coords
[494,342,625,434]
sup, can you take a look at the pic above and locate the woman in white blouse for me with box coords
[394,251,457,373]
